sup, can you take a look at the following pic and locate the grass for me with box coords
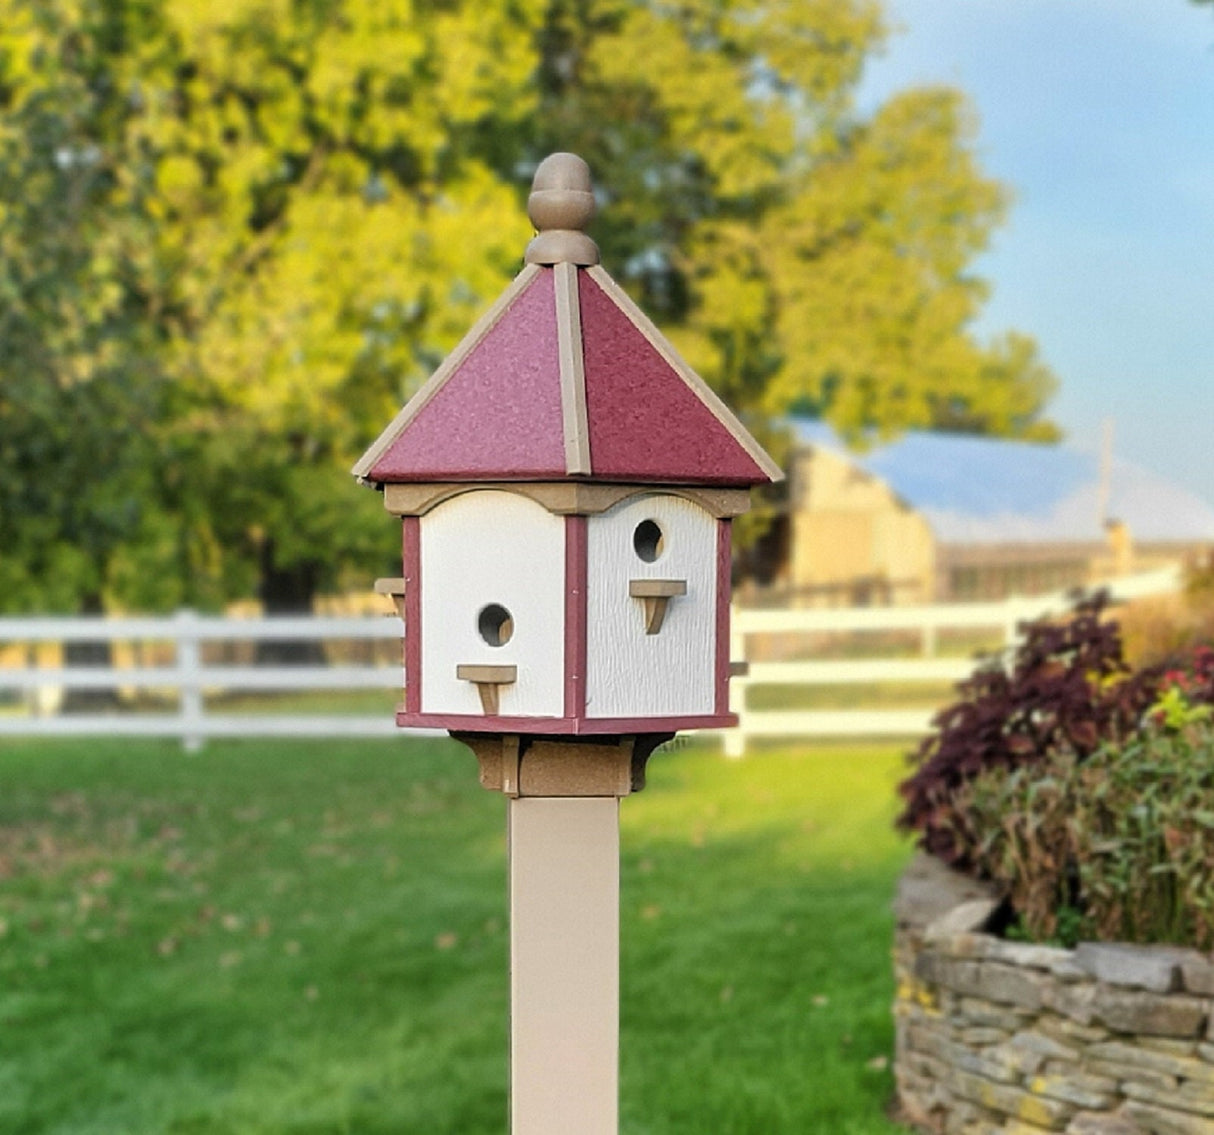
[745,680,957,712]
[0,735,915,1134]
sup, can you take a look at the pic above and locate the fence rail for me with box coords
[722,565,1183,755]
[0,565,1182,752]
[0,610,409,750]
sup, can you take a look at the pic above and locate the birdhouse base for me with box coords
[400,711,736,734]
[451,732,674,798]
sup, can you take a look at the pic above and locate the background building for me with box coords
[777,422,1214,605]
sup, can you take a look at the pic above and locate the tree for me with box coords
[531,0,1057,442]
[2,0,1058,616]
[528,0,1058,554]
[138,0,546,616]
[0,0,192,617]
[4,0,543,616]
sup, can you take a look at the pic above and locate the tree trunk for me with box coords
[256,542,325,666]
[62,592,120,712]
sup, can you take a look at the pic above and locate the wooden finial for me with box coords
[525,153,600,266]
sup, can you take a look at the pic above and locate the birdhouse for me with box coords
[353,154,781,740]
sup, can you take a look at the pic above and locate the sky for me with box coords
[857,0,1214,508]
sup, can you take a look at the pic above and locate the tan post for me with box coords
[509,795,619,1133]
[454,733,669,1133]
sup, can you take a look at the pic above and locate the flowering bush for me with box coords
[1151,645,1214,729]
[898,594,1214,947]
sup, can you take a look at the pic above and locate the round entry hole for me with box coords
[633,519,665,563]
[477,604,514,647]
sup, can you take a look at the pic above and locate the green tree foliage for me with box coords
[0,0,188,613]
[531,0,1058,554]
[1,0,1058,613]
[533,0,1057,442]
[140,0,544,611]
[2,0,541,612]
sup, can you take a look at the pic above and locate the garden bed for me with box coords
[893,854,1214,1135]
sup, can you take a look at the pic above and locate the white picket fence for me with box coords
[0,565,1182,753]
[0,610,410,751]
[722,564,1182,755]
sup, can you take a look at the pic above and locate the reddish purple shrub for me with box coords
[897,593,1163,873]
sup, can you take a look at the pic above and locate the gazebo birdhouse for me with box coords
[353,153,782,1135]
[354,153,781,744]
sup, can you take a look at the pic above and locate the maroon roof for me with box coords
[354,238,781,486]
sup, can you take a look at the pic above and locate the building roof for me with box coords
[794,420,1214,544]
[354,155,781,489]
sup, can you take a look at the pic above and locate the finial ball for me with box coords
[528,152,596,233]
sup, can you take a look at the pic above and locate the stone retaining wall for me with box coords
[893,854,1214,1135]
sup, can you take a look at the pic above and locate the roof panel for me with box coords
[579,271,774,485]
[367,269,568,481]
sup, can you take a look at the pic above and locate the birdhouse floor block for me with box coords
[455,732,672,798]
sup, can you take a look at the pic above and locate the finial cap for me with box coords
[525,152,600,266]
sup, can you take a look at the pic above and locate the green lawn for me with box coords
[745,679,957,712]
[0,735,915,1134]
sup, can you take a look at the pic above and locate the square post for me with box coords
[509,796,619,1134]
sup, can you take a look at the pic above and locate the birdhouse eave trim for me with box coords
[381,480,754,518]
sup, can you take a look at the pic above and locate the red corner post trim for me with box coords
[715,518,732,716]
[564,515,589,718]
[403,516,422,715]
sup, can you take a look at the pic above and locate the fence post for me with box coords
[1003,604,1023,656]
[27,642,63,717]
[175,609,204,752]
[724,614,747,758]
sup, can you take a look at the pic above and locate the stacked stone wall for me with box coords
[893,855,1214,1135]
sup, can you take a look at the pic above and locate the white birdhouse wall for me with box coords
[419,490,566,717]
[584,494,718,718]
